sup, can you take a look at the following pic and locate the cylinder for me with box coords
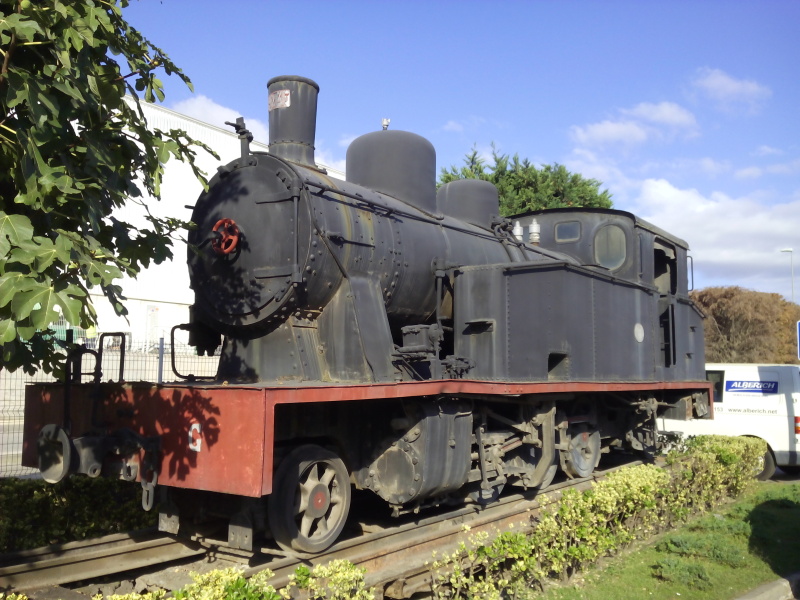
[267,75,319,166]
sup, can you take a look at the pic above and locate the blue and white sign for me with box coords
[796,320,800,361]
[725,380,779,394]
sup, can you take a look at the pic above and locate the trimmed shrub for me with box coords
[0,477,156,553]
[429,434,764,598]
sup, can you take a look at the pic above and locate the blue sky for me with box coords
[124,1,800,300]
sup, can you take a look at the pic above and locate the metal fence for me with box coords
[0,338,220,478]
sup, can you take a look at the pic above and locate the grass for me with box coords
[538,481,800,600]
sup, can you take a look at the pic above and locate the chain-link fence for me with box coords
[0,338,219,478]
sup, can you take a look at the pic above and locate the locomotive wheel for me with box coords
[268,444,351,553]
[535,456,559,491]
[562,423,601,479]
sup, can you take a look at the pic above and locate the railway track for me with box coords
[1,458,641,599]
[0,529,206,592]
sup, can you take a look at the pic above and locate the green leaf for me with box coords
[0,213,34,255]
[0,318,16,344]
[0,12,44,42]
[31,236,59,272]
[11,281,85,329]
[0,272,34,308]
[84,260,123,287]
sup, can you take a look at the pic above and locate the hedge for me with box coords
[428,434,765,599]
[0,477,156,553]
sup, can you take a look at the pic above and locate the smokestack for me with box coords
[267,75,319,166]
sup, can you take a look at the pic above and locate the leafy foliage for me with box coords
[171,568,281,600]
[439,146,613,216]
[166,563,373,600]
[429,435,764,598]
[0,476,156,552]
[0,0,214,374]
[296,560,374,600]
[691,286,800,364]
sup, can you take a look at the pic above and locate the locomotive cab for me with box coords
[514,207,705,383]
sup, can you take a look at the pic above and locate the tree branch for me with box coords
[0,3,20,88]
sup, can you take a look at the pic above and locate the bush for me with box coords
[95,563,373,600]
[429,434,763,598]
[0,477,156,553]
[172,568,280,600]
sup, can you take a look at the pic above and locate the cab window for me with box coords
[594,224,626,270]
[555,221,581,242]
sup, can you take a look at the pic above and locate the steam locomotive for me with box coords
[24,76,711,554]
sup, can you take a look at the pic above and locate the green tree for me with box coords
[0,0,214,374]
[690,286,800,364]
[439,146,613,216]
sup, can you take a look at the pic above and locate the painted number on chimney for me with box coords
[268,90,291,111]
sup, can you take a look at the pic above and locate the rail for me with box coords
[0,529,205,591]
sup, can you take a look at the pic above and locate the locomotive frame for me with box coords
[23,75,711,554]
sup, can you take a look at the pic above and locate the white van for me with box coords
[659,363,800,480]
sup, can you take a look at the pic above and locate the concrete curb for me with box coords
[736,572,800,600]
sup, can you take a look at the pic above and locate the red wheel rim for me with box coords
[211,218,240,255]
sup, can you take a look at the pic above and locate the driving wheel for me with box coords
[268,444,351,553]
[562,423,601,479]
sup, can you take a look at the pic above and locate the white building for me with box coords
[92,102,344,348]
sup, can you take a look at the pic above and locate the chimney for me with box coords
[267,75,319,166]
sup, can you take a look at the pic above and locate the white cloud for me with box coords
[733,158,800,180]
[766,159,800,175]
[441,115,493,135]
[735,166,763,179]
[443,120,464,133]
[570,102,697,149]
[570,119,650,147]
[169,95,349,175]
[565,148,639,198]
[695,157,730,177]
[691,67,772,114]
[754,145,782,157]
[622,101,697,128]
[170,94,269,143]
[315,146,346,176]
[636,157,731,180]
[628,178,800,297]
[338,134,357,148]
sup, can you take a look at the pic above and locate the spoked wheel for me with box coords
[562,423,601,479]
[268,444,351,553]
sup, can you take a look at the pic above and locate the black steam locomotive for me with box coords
[25,76,710,554]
